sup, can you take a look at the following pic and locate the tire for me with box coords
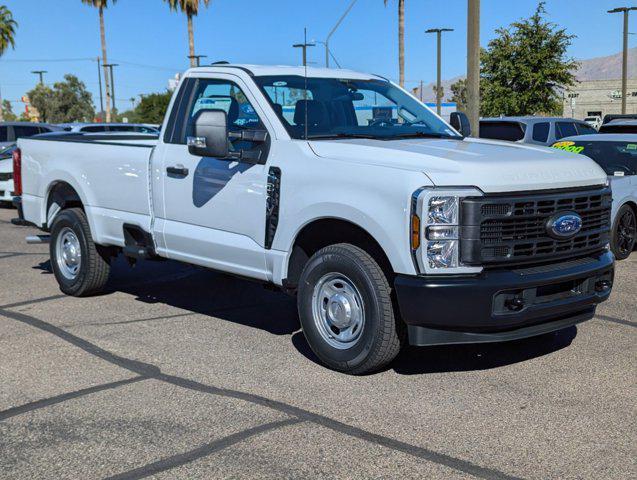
[49,207,111,296]
[297,243,404,374]
[611,204,636,261]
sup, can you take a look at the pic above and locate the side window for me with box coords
[555,122,578,139]
[13,126,40,139]
[532,122,550,142]
[180,79,265,150]
[0,126,8,142]
[576,123,597,135]
[81,125,108,133]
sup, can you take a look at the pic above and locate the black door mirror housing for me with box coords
[450,111,471,137]
[187,109,229,158]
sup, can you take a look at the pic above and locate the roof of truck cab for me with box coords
[559,133,637,142]
[187,64,385,80]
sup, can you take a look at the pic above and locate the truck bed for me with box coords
[20,133,157,247]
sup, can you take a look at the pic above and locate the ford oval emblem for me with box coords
[546,212,583,239]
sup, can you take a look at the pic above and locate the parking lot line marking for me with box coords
[104,418,303,480]
[595,314,637,328]
[0,305,525,480]
[0,376,145,421]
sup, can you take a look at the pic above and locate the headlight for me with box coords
[411,187,483,274]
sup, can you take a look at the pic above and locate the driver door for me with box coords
[157,74,272,280]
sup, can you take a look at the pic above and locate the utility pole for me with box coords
[96,57,104,122]
[187,54,207,67]
[419,79,424,101]
[325,0,357,68]
[103,63,118,115]
[608,7,637,114]
[293,41,316,67]
[466,0,480,137]
[31,70,47,85]
[426,28,454,115]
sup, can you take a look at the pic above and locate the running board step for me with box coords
[123,245,153,259]
[26,235,51,244]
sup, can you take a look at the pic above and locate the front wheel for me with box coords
[297,243,404,374]
[49,208,111,296]
[612,204,636,260]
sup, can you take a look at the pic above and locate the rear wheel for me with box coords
[612,204,636,260]
[297,243,404,374]
[49,208,111,296]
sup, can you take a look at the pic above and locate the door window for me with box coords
[479,121,525,141]
[0,126,7,142]
[180,78,266,154]
[532,122,550,142]
[13,126,40,139]
[555,122,578,139]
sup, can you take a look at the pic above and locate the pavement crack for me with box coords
[1,307,526,480]
[103,418,303,480]
[0,377,145,421]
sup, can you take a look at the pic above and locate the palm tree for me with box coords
[165,0,211,68]
[0,5,17,57]
[82,0,116,122]
[384,0,405,87]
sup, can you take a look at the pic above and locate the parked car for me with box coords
[552,134,637,259]
[602,113,637,125]
[57,123,160,134]
[0,145,15,205]
[0,122,62,149]
[598,120,637,134]
[479,117,597,146]
[584,116,602,130]
[14,64,614,374]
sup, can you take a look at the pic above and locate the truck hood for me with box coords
[309,137,607,193]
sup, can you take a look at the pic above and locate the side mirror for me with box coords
[450,111,471,137]
[187,109,229,158]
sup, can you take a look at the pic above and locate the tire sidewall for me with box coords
[49,210,92,295]
[612,205,636,260]
[298,248,387,370]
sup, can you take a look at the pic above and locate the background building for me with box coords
[563,79,637,119]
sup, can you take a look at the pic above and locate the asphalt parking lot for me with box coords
[0,206,635,480]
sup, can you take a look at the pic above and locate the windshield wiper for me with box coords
[306,133,382,140]
[391,132,461,140]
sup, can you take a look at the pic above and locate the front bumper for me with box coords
[395,251,614,346]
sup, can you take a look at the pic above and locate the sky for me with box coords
[0,0,632,114]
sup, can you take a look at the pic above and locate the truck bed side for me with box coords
[20,136,156,247]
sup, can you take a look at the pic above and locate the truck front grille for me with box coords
[460,187,612,267]
[0,172,12,181]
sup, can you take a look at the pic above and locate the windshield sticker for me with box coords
[552,141,584,154]
[627,144,637,150]
[272,81,287,87]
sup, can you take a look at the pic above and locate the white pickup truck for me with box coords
[14,65,615,374]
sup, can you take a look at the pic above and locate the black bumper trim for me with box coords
[394,251,614,340]
[407,308,593,346]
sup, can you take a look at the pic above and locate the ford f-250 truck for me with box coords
[13,65,614,374]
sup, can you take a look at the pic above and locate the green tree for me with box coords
[480,2,578,117]
[28,74,95,123]
[450,78,467,112]
[0,5,17,56]
[384,0,405,87]
[165,0,211,68]
[82,0,116,122]
[130,91,172,124]
[2,99,17,121]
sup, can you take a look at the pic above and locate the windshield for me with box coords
[253,75,460,141]
[551,140,637,175]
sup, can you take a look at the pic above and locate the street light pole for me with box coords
[466,0,480,137]
[426,28,454,115]
[31,70,47,85]
[608,7,637,114]
[325,0,357,68]
[96,57,104,122]
[103,63,119,114]
[293,42,316,66]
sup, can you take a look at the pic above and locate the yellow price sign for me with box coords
[551,141,584,154]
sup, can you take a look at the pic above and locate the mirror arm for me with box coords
[228,130,269,143]
[228,149,263,165]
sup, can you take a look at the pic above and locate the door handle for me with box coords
[166,165,189,177]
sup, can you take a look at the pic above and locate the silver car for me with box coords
[552,133,637,259]
[479,116,597,146]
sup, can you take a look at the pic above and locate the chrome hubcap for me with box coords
[56,227,81,280]
[312,273,365,349]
